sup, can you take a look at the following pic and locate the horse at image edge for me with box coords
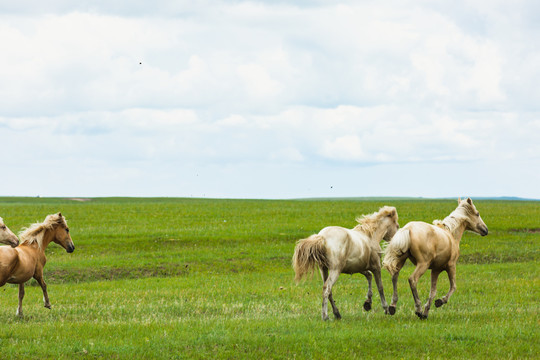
[0,217,19,248]
[0,213,75,316]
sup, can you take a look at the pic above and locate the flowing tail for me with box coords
[292,235,329,283]
[382,228,411,275]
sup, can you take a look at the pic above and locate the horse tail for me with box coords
[382,228,410,275]
[292,234,329,283]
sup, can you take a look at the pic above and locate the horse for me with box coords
[292,206,399,320]
[382,198,488,319]
[0,217,19,248]
[0,213,75,316]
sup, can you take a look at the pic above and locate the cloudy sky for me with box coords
[1,0,539,199]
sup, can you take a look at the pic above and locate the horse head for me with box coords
[460,198,488,236]
[50,213,75,253]
[381,206,400,241]
[0,217,19,247]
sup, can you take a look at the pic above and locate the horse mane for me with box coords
[433,199,476,233]
[19,213,67,249]
[354,206,396,236]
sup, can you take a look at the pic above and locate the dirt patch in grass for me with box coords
[509,228,540,233]
[43,263,190,284]
[460,252,537,264]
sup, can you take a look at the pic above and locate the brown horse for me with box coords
[293,206,399,320]
[0,217,19,248]
[382,198,488,319]
[0,213,74,316]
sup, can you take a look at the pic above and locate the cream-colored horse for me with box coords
[383,198,488,319]
[0,213,75,316]
[293,206,399,320]
[0,217,19,248]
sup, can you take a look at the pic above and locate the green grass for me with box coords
[0,197,538,359]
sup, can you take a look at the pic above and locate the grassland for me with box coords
[0,197,538,359]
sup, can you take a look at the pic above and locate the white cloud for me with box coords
[237,63,282,98]
[0,1,539,198]
[322,135,366,162]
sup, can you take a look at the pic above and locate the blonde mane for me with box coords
[19,213,67,249]
[354,206,396,236]
[433,200,476,234]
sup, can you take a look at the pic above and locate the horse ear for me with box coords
[391,208,396,217]
[58,212,62,217]
[458,197,461,203]
[467,197,473,205]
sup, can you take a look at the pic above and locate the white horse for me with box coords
[292,206,399,320]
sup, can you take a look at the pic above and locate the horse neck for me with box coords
[367,225,387,246]
[443,214,468,243]
[37,229,55,253]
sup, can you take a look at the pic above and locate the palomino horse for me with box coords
[0,213,74,316]
[293,206,399,320]
[0,217,19,248]
[383,198,488,319]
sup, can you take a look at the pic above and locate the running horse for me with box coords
[0,213,75,316]
[0,217,19,248]
[383,198,488,319]
[293,206,399,320]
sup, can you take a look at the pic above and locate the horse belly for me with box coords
[429,253,453,270]
[4,264,35,284]
[7,273,33,284]
[342,258,369,274]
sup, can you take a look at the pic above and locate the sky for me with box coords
[1,0,539,199]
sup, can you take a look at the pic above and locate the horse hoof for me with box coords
[335,313,342,320]
[415,312,427,320]
[363,301,372,311]
[388,306,396,315]
[435,299,443,308]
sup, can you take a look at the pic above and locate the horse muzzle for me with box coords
[479,226,489,236]
[66,244,75,253]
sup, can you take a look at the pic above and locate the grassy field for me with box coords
[0,197,538,359]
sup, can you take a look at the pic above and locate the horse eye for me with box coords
[1,225,5,230]
[476,212,480,216]
[66,228,70,233]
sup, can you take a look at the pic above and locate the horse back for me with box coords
[405,221,457,270]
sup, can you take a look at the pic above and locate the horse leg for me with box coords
[34,274,51,309]
[360,271,373,311]
[422,270,441,318]
[322,269,341,320]
[372,267,389,314]
[408,262,429,319]
[328,290,341,320]
[435,265,457,308]
[389,257,407,315]
[320,267,330,320]
[16,283,25,317]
